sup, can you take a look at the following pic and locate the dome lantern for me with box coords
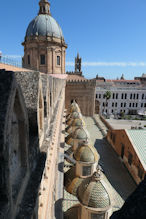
[39,0,50,15]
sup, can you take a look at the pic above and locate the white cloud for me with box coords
[66,61,146,67]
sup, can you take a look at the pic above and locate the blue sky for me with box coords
[1,0,146,79]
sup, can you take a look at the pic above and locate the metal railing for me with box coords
[0,55,22,68]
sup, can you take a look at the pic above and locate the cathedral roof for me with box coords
[77,172,111,208]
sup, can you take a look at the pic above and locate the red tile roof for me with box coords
[106,79,140,83]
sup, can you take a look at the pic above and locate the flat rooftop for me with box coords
[106,118,146,130]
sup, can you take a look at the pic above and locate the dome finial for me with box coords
[39,0,50,15]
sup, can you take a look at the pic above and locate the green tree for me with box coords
[103,91,111,115]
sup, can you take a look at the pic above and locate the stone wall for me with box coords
[0,69,66,219]
[65,80,96,116]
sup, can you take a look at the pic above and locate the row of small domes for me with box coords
[64,101,112,218]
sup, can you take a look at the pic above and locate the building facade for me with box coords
[107,129,146,184]
[95,77,146,115]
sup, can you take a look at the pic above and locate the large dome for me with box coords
[26,14,64,39]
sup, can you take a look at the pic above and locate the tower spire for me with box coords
[39,0,50,15]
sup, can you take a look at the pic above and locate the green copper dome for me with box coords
[74,143,99,163]
[73,128,88,140]
[65,127,88,146]
[77,172,110,208]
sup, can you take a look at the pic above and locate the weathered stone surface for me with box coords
[0,69,29,219]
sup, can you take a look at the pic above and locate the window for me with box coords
[125,94,127,99]
[130,94,132,99]
[145,103,146,107]
[129,103,131,107]
[27,55,30,65]
[50,92,52,107]
[40,55,45,65]
[121,93,124,99]
[121,103,123,107]
[142,94,144,99]
[57,56,60,65]
[113,93,115,99]
[137,94,139,99]
[82,166,91,176]
[115,102,117,107]
[124,103,126,107]
[133,94,136,99]
[91,213,104,219]
[112,102,114,107]
[116,93,118,99]
[133,103,135,107]
[103,102,104,107]
[136,103,138,107]
[128,152,133,165]
[106,102,108,107]
[96,94,98,99]
[141,103,143,107]
[99,94,101,99]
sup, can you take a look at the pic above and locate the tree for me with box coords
[103,91,111,116]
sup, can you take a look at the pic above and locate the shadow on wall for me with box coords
[58,162,64,173]
[55,198,63,219]
[94,138,136,201]
[16,152,47,218]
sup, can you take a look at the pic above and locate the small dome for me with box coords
[73,128,88,140]
[65,128,88,146]
[74,143,99,163]
[72,118,85,127]
[26,14,64,39]
[64,166,83,196]
[66,118,85,134]
[77,172,111,208]
[70,101,81,113]
[66,112,82,126]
